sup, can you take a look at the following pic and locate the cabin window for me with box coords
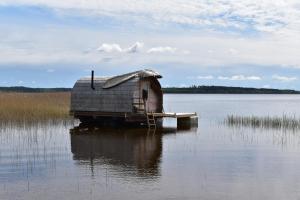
[142,89,148,100]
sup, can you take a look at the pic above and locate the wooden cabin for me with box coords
[70,69,163,125]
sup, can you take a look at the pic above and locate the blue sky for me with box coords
[1,1,300,89]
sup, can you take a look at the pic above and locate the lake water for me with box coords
[2,94,300,200]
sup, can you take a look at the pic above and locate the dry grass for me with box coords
[0,92,71,123]
[225,114,300,130]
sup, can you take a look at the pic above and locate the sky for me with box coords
[0,0,300,89]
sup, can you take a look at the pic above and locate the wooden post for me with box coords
[91,70,95,90]
[177,116,198,129]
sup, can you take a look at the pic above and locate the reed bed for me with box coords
[225,114,300,130]
[0,92,71,124]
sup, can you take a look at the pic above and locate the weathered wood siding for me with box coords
[71,77,139,112]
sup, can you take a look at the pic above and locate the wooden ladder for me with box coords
[146,113,156,128]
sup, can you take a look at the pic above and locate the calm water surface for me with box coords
[2,94,300,200]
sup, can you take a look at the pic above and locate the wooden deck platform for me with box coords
[147,112,198,128]
[147,112,197,118]
[71,110,198,128]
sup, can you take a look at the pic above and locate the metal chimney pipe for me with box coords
[91,70,95,90]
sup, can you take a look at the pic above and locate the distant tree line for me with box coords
[0,86,299,94]
[0,86,71,93]
[162,85,300,94]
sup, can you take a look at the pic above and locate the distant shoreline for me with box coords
[162,86,300,94]
[0,86,300,94]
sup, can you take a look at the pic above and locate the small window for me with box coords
[142,89,148,100]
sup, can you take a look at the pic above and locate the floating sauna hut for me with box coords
[70,69,197,127]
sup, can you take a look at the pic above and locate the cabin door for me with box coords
[141,81,148,113]
[141,81,159,113]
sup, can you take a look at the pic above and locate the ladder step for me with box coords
[146,113,157,128]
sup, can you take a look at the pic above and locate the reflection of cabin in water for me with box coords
[70,69,197,127]
[70,127,163,177]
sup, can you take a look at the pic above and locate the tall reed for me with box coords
[0,92,71,123]
[225,114,300,130]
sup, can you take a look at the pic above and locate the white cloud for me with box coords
[1,25,300,69]
[147,46,177,53]
[272,75,298,82]
[1,1,300,70]
[97,43,123,53]
[2,1,300,89]
[96,42,143,53]
[218,76,230,80]
[2,0,300,36]
[197,75,214,80]
[208,50,214,54]
[182,50,190,55]
[218,75,262,81]
[229,48,239,55]
[124,42,144,53]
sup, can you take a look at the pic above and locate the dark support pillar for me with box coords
[156,118,163,128]
[177,116,198,129]
[91,70,95,90]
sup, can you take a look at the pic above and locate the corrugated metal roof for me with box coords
[77,69,161,89]
[102,69,162,89]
